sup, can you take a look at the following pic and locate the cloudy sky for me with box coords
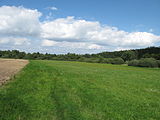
[0,0,160,54]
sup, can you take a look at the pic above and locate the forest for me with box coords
[0,46,160,67]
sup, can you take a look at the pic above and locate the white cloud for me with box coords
[0,6,160,53]
[42,39,58,46]
[41,39,103,49]
[41,16,100,41]
[0,6,41,37]
[0,37,30,45]
[41,16,160,48]
[47,6,58,11]
[88,44,103,49]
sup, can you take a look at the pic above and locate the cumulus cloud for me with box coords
[0,6,160,53]
[0,37,30,45]
[0,6,41,37]
[41,39,58,46]
[41,16,100,41]
[41,39,103,50]
[41,16,160,48]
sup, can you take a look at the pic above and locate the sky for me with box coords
[0,0,160,54]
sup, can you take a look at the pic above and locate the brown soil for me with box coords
[0,59,29,86]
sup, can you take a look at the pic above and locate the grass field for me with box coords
[0,60,160,120]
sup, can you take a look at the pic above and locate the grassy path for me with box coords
[0,60,160,120]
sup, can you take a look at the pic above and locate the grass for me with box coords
[0,60,160,120]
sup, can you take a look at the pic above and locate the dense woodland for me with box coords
[0,46,160,67]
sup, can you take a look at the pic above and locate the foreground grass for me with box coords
[0,60,160,120]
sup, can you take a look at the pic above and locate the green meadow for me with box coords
[0,60,160,120]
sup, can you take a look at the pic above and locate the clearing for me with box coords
[0,59,28,86]
[0,60,160,120]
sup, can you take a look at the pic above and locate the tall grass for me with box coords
[0,60,160,120]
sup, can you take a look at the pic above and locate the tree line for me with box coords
[0,46,160,68]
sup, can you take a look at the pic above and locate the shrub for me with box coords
[128,60,139,66]
[103,58,113,64]
[98,57,105,63]
[111,57,125,65]
[138,58,158,68]
[84,58,99,63]
[156,60,160,67]
[78,57,86,62]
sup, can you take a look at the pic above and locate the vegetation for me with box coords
[0,60,160,120]
[138,58,158,68]
[0,47,160,61]
[128,59,139,67]
[128,58,159,68]
[157,60,160,67]
[0,46,160,67]
[98,46,160,60]
[110,57,124,64]
[121,51,137,61]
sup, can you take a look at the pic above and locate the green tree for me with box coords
[121,51,137,61]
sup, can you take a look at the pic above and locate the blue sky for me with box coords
[1,0,160,34]
[0,0,160,54]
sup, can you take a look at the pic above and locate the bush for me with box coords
[138,58,158,68]
[103,58,113,64]
[78,57,86,62]
[156,60,160,67]
[83,58,99,63]
[128,60,139,66]
[111,57,125,65]
[98,57,105,63]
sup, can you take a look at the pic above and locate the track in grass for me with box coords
[0,60,160,120]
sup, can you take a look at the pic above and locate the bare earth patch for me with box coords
[0,59,29,86]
